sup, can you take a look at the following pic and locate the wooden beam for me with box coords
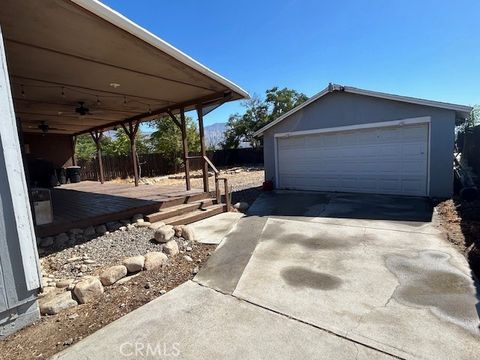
[196,105,209,193]
[180,107,191,191]
[11,75,175,104]
[71,135,77,166]
[122,121,140,186]
[90,130,104,184]
[167,110,182,129]
[74,91,231,136]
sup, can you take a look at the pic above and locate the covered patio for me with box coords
[1,0,248,236]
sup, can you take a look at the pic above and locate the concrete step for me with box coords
[146,199,215,223]
[163,204,227,226]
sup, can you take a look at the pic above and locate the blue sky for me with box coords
[103,0,480,126]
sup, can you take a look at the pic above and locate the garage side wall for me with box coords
[263,91,456,198]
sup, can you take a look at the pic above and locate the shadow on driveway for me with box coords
[247,190,434,223]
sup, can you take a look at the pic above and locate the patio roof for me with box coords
[0,0,249,135]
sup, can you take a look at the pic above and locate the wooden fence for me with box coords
[78,148,263,181]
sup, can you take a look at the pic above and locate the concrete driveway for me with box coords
[54,191,480,360]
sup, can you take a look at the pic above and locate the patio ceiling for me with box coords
[0,0,249,135]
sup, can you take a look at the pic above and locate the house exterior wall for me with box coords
[0,27,40,338]
[263,91,456,198]
[23,133,74,168]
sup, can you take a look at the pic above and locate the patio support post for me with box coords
[179,108,191,191]
[71,135,77,166]
[122,120,140,187]
[196,104,209,193]
[90,130,104,184]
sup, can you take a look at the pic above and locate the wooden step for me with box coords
[162,204,227,226]
[158,192,211,210]
[146,198,215,223]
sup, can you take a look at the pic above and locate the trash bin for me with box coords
[57,168,67,184]
[31,188,53,225]
[66,166,81,183]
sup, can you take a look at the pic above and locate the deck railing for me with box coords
[203,156,231,211]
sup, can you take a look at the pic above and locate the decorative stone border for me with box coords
[38,221,196,316]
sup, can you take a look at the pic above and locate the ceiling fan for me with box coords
[37,121,68,134]
[75,101,91,116]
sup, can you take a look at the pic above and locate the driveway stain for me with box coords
[274,232,353,250]
[281,266,342,290]
[386,251,479,332]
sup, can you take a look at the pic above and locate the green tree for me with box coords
[75,134,98,160]
[102,128,151,156]
[149,115,200,167]
[222,87,308,149]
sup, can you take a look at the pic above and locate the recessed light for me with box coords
[109,82,121,88]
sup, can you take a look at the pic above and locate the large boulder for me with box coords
[154,225,174,243]
[39,291,77,315]
[163,240,179,256]
[100,265,128,286]
[149,221,165,230]
[173,225,195,241]
[233,202,249,212]
[123,256,145,273]
[73,277,104,304]
[144,252,168,270]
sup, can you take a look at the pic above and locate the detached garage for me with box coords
[253,84,472,198]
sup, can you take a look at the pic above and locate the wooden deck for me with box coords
[35,181,208,237]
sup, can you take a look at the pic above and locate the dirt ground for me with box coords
[436,196,480,277]
[0,244,215,360]
[113,165,264,194]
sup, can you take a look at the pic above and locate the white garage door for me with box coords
[276,123,429,196]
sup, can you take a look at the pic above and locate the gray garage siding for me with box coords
[263,91,456,198]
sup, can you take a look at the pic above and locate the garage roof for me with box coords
[253,83,473,137]
[0,0,249,135]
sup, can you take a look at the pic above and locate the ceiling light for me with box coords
[109,82,121,88]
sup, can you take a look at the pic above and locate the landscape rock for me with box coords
[100,265,127,286]
[183,255,193,262]
[38,286,57,298]
[132,214,144,222]
[84,226,96,237]
[73,277,104,304]
[154,225,174,243]
[40,237,54,248]
[106,221,122,232]
[136,221,151,228]
[56,279,74,289]
[115,273,140,285]
[123,255,145,273]
[136,219,145,224]
[233,202,249,212]
[39,291,78,315]
[180,225,195,241]
[70,228,83,235]
[95,225,107,235]
[54,233,69,248]
[163,240,179,256]
[149,221,165,230]
[173,225,183,237]
[144,252,168,270]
